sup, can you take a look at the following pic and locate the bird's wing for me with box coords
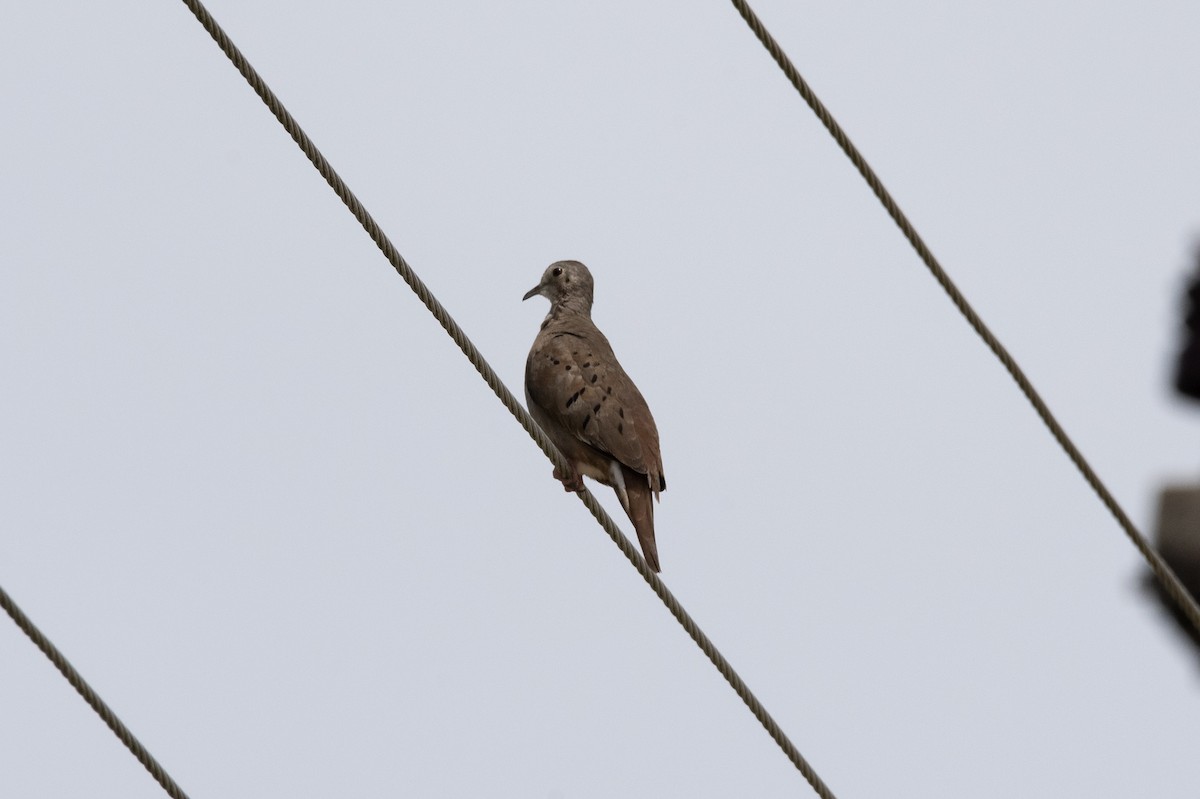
[526,328,660,481]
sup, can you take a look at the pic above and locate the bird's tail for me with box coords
[621,465,661,572]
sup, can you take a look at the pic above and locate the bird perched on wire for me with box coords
[523,260,667,571]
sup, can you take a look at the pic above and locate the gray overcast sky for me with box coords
[3,1,1200,797]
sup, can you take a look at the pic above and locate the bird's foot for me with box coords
[553,465,585,493]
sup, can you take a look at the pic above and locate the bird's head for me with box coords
[523,260,595,314]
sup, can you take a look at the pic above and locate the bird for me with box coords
[523,260,667,571]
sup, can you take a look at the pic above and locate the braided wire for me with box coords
[728,0,1200,636]
[177,1,837,795]
[0,583,190,799]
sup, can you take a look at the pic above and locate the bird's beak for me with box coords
[522,283,545,301]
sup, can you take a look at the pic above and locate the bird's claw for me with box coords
[553,465,585,493]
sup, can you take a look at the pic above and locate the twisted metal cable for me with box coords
[728,0,1200,637]
[0,583,190,799]
[176,1,837,795]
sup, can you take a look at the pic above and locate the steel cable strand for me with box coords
[177,1,838,795]
[177,0,562,474]
[0,584,190,799]
[574,489,837,799]
[727,0,1200,635]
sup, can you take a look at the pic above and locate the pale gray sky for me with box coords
[3,2,1200,797]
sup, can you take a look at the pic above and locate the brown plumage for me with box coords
[523,260,667,571]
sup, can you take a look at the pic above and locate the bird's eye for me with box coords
[552,266,563,277]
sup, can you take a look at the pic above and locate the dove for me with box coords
[523,260,667,571]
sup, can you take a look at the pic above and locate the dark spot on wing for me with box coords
[618,422,624,435]
[582,413,591,431]
[592,404,600,413]
[582,362,591,368]
[565,365,571,371]
[565,390,583,408]
[606,386,613,395]
[619,407,625,419]
[590,374,597,384]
